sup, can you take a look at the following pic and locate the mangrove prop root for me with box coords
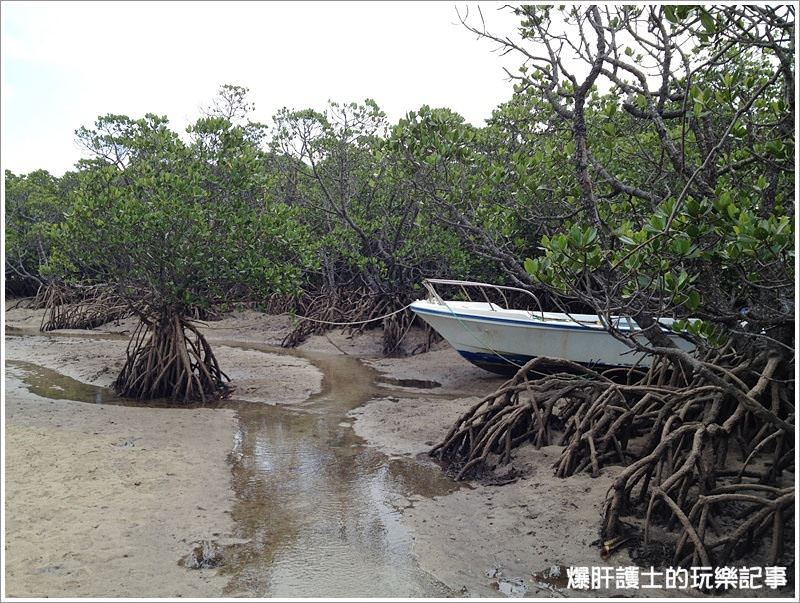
[431,350,794,568]
[430,356,614,479]
[41,282,130,331]
[113,315,230,403]
[273,286,425,356]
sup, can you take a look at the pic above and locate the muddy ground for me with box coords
[4,305,787,598]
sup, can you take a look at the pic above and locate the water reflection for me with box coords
[6,339,458,597]
[221,349,457,596]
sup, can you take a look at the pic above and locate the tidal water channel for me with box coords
[6,332,461,597]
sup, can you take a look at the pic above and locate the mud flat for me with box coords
[348,353,614,596]
[4,370,238,597]
[4,309,324,597]
[3,312,323,405]
[6,307,771,598]
[1,308,639,597]
[3,310,456,597]
[350,348,706,598]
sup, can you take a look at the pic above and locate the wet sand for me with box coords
[4,374,238,597]
[5,306,767,598]
[6,309,459,597]
[352,415,641,597]
[3,309,329,597]
[348,351,640,597]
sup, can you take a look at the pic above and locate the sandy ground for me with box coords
[348,345,637,596]
[5,306,789,598]
[3,307,322,597]
[347,333,791,598]
[4,317,322,406]
[347,387,640,597]
[4,375,238,597]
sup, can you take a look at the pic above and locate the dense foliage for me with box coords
[5,169,75,295]
[2,7,793,391]
[48,112,312,319]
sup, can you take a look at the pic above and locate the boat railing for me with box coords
[421,278,639,331]
[421,278,546,319]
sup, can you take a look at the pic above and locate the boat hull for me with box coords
[410,300,694,373]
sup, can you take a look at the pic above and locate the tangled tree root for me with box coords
[6,281,51,310]
[430,357,611,479]
[113,314,230,403]
[40,282,130,331]
[270,287,429,356]
[431,349,795,568]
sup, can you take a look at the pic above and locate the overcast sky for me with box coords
[2,1,522,176]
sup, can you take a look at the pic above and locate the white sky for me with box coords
[1,1,523,176]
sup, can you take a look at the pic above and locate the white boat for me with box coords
[409,279,695,374]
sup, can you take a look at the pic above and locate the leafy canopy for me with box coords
[48,110,314,318]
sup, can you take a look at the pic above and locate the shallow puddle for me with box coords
[6,336,459,597]
[377,377,442,390]
[7,360,124,405]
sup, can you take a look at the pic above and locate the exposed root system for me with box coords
[268,287,432,356]
[113,315,230,403]
[431,349,795,568]
[40,282,130,331]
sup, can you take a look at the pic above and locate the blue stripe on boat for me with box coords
[410,304,633,332]
[458,350,534,366]
[457,350,531,375]
[457,350,641,375]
